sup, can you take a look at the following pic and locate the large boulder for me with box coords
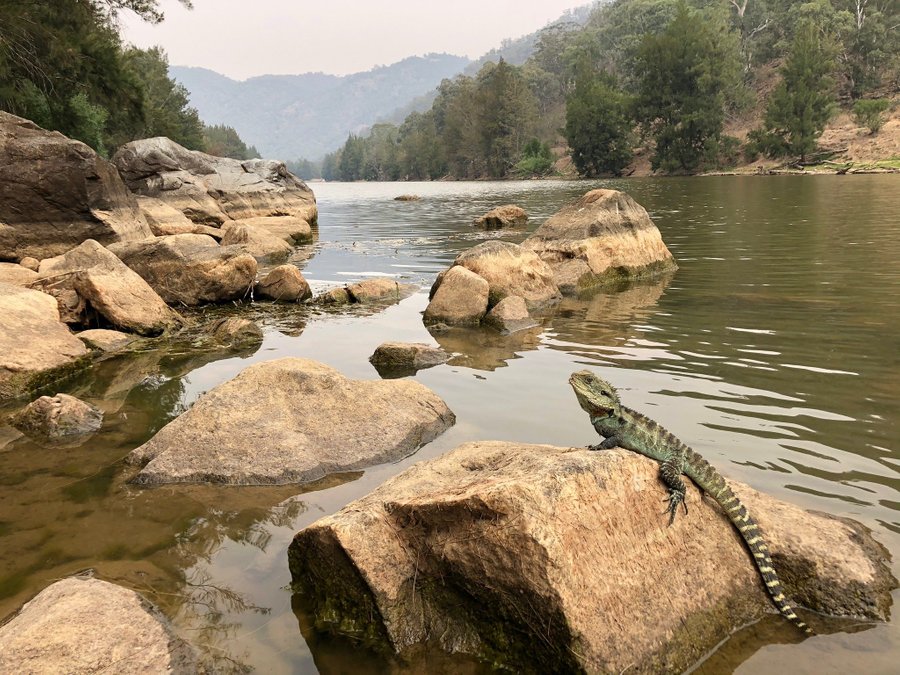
[0,112,153,260]
[9,393,103,440]
[0,283,90,401]
[451,240,560,310]
[523,189,677,294]
[111,137,317,225]
[289,442,895,673]
[127,358,455,485]
[109,234,257,306]
[35,239,180,336]
[0,576,197,673]
[136,195,223,239]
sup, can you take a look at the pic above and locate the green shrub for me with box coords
[852,99,891,134]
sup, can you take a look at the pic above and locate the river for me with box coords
[1,176,898,673]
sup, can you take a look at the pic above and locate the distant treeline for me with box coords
[291,0,898,180]
[0,1,257,159]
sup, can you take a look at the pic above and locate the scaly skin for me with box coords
[569,370,813,634]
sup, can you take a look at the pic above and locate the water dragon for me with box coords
[569,370,813,634]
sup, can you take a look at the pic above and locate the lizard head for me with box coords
[569,370,621,417]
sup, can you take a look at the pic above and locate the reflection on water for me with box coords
[1,177,899,673]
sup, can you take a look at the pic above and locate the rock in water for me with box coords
[0,283,89,401]
[10,393,103,439]
[523,189,677,294]
[289,442,895,673]
[472,204,528,229]
[210,317,264,347]
[423,266,490,326]
[0,576,197,673]
[482,295,537,333]
[0,112,153,260]
[369,342,449,378]
[127,358,455,485]
[255,265,311,302]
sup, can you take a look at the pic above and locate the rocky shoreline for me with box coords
[1,112,895,672]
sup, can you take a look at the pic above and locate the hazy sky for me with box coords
[121,0,591,80]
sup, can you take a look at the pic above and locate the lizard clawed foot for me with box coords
[662,491,687,526]
[587,444,604,452]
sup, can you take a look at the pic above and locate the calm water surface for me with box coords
[1,176,898,673]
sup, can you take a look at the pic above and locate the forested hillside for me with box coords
[0,0,257,159]
[323,0,898,180]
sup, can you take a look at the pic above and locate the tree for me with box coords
[564,69,633,177]
[124,47,204,150]
[750,21,836,162]
[202,124,261,159]
[634,3,740,172]
[515,138,555,176]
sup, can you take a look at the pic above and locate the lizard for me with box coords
[568,369,813,634]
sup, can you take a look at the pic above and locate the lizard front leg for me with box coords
[589,436,620,452]
[659,449,688,526]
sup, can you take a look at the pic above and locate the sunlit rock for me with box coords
[35,239,180,336]
[111,136,317,226]
[289,442,895,673]
[0,283,89,401]
[523,189,677,294]
[0,576,197,673]
[109,234,257,306]
[127,357,455,485]
[0,112,153,260]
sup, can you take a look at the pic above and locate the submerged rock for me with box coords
[0,283,89,401]
[112,136,317,226]
[210,317,264,347]
[313,278,415,307]
[77,328,141,353]
[9,393,102,439]
[472,204,528,229]
[523,189,677,294]
[369,342,449,378]
[0,112,153,260]
[289,442,895,673]
[127,357,455,485]
[109,234,257,306]
[394,194,421,201]
[0,576,197,674]
[35,239,180,336]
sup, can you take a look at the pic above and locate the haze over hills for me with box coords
[171,54,470,162]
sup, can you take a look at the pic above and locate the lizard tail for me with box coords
[718,487,814,635]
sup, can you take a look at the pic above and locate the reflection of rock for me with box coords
[255,264,311,302]
[109,234,257,306]
[473,204,527,229]
[0,576,197,673]
[0,283,89,401]
[127,358,455,485]
[523,189,677,294]
[545,275,674,347]
[289,442,895,673]
[112,136,317,226]
[427,324,541,372]
[370,342,449,378]
[36,239,181,336]
[9,393,102,440]
[0,112,153,260]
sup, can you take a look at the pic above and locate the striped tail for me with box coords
[685,451,814,634]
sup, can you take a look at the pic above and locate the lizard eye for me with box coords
[601,390,610,398]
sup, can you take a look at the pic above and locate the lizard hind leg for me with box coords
[659,455,688,526]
